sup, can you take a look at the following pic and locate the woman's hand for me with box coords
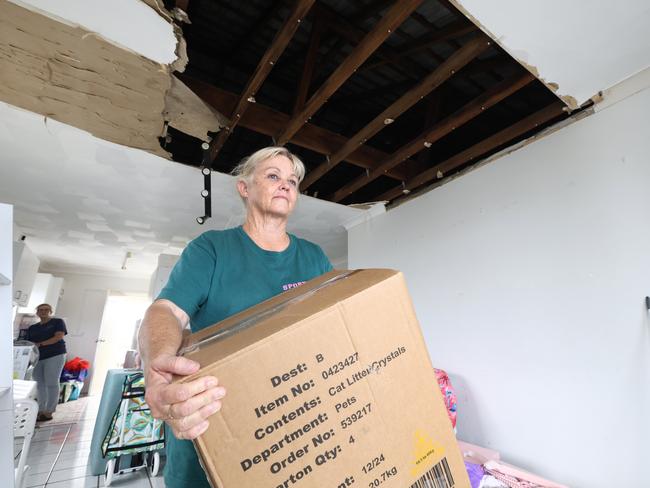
[144,353,226,440]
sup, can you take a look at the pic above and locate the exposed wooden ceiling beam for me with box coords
[276,0,424,145]
[292,17,323,114]
[316,4,426,81]
[302,36,491,190]
[361,21,477,73]
[180,75,410,181]
[412,89,444,171]
[328,72,535,202]
[377,102,566,202]
[353,0,395,20]
[411,11,508,94]
[228,0,285,59]
[329,79,413,105]
[207,0,315,163]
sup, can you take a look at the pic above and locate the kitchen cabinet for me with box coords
[20,273,64,312]
[12,241,39,307]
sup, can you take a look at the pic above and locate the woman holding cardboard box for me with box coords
[139,147,332,488]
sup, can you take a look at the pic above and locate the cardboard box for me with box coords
[177,269,470,488]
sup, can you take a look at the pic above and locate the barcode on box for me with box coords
[410,457,454,488]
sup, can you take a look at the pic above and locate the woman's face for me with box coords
[36,305,52,320]
[239,155,299,219]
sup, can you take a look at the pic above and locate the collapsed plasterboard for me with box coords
[448,0,650,109]
[164,76,227,142]
[0,0,223,158]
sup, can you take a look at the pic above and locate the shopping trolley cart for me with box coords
[101,371,165,486]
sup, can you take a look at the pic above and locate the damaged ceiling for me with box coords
[0,0,650,276]
[1,0,575,211]
[448,0,650,108]
[163,0,573,206]
[0,0,224,158]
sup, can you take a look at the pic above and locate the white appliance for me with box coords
[1,203,16,486]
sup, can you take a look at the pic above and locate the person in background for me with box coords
[27,303,68,421]
[138,146,333,488]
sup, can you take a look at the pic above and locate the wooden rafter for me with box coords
[377,102,566,202]
[361,20,477,73]
[353,8,520,135]
[358,0,395,18]
[328,72,536,202]
[292,17,322,114]
[411,11,507,95]
[207,0,315,164]
[414,91,444,168]
[329,80,413,105]
[316,4,427,81]
[228,0,284,59]
[301,36,491,191]
[276,0,424,146]
[181,75,412,181]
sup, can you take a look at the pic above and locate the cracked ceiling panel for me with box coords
[448,0,650,108]
[0,0,222,158]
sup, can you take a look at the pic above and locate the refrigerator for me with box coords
[0,203,15,486]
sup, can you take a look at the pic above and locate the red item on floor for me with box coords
[64,356,90,372]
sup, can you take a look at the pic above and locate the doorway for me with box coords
[88,293,150,396]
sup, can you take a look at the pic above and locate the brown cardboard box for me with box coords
[177,269,470,488]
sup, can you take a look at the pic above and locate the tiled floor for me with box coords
[14,396,166,488]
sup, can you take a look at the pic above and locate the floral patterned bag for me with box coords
[101,372,165,458]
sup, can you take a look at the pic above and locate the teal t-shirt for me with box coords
[156,226,332,488]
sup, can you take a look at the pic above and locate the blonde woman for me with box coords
[139,147,332,488]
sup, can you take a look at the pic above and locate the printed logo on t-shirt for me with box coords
[282,281,306,291]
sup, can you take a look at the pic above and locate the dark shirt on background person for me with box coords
[27,318,67,359]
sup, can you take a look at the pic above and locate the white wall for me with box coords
[54,272,149,389]
[348,83,650,486]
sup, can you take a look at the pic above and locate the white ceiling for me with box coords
[4,0,649,279]
[0,102,362,278]
[10,0,177,64]
[454,0,650,106]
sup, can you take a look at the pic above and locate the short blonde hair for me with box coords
[231,147,306,186]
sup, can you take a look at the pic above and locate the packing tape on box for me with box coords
[178,270,358,356]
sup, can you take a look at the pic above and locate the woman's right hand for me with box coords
[144,353,227,440]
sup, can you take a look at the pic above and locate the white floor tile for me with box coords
[24,470,50,487]
[46,475,100,487]
[61,439,93,452]
[69,422,97,433]
[14,395,167,488]
[57,447,91,462]
[47,464,95,483]
[23,460,58,475]
[53,454,91,471]
[26,442,66,457]
[25,451,61,467]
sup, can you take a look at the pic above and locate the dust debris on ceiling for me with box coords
[0,0,222,158]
